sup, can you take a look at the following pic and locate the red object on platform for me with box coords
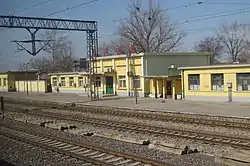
[104,47,108,56]
[130,43,135,53]
[115,45,121,55]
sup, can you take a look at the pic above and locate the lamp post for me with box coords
[23,63,30,96]
[169,64,176,99]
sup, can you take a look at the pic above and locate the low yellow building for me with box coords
[179,64,250,102]
[49,52,211,98]
[0,73,8,91]
[15,80,49,93]
[49,72,89,94]
[0,71,38,92]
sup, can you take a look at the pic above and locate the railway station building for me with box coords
[179,64,250,102]
[49,52,212,99]
[0,71,51,93]
[0,71,37,92]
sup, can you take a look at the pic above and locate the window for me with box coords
[133,76,140,88]
[61,77,66,87]
[69,77,74,87]
[237,73,250,91]
[211,74,224,91]
[78,77,84,87]
[0,78,1,86]
[188,74,200,90]
[52,78,57,86]
[3,78,6,86]
[119,76,126,88]
[95,77,101,87]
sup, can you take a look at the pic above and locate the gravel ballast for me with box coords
[7,112,242,155]
[41,108,250,138]
[0,136,87,166]
[0,118,225,166]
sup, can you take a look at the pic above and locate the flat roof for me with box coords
[95,51,212,60]
[0,71,38,74]
[178,64,250,70]
[143,74,181,78]
[48,72,80,76]
[143,51,212,56]
[96,53,143,60]
[48,72,104,76]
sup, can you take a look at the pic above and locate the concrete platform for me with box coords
[1,92,250,118]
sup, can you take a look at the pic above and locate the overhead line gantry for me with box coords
[0,15,99,100]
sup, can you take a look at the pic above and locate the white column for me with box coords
[172,79,176,99]
[100,59,104,94]
[100,60,103,72]
[101,76,104,94]
[141,56,145,97]
[112,58,116,94]
[126,57,130,96]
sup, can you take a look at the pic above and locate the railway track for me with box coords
[4,98,250,130]
[7,108,250,150]
[0,123,172,166]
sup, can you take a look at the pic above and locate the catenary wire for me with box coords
[13,0,56,15]
[203,1,250,5]
[0,0,56,32]
[112,1,207,23]
[0,0,99,32]
[45,0,99,17]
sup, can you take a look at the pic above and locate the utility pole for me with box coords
[24,62,29,96]
[148,0,152,25]
[1,96,4,118]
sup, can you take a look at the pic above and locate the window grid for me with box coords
[52,78,57,86]
[95,77,101,87]
[78,77,84,87]
[119,76,126,88]
[211,74,224,91]
[61,77,66,87]
[188,74,200,90]
[237,73,250,91]
[3,78,7,86]
[69,77,74,87]
[133,76,140,88]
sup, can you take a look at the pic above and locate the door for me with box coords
[106,76,113,94]
[166,80,172,95]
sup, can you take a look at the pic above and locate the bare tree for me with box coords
[194,36,224,64]
[238,41,250,63]
[28,56,51,72]
[116,1,184,53]
[99,37,131,56]
[18,63,25,71]
[28,30,75,72]
[217,21,249,62]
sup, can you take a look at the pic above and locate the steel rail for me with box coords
[5,99,250,130]
[0,123,172,166]
[7,109,250,150]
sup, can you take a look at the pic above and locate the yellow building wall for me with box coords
[96,56,143,95]
[49,56,143,96]
[114,58,127,93]
[127,57,143,93]
[15,80,47,93]
[148,77,181,95]
[50,74,89,93]
[183,67,250,98]
[8,72,37,90]
[102,59,113,70]
[0,74,8,91]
